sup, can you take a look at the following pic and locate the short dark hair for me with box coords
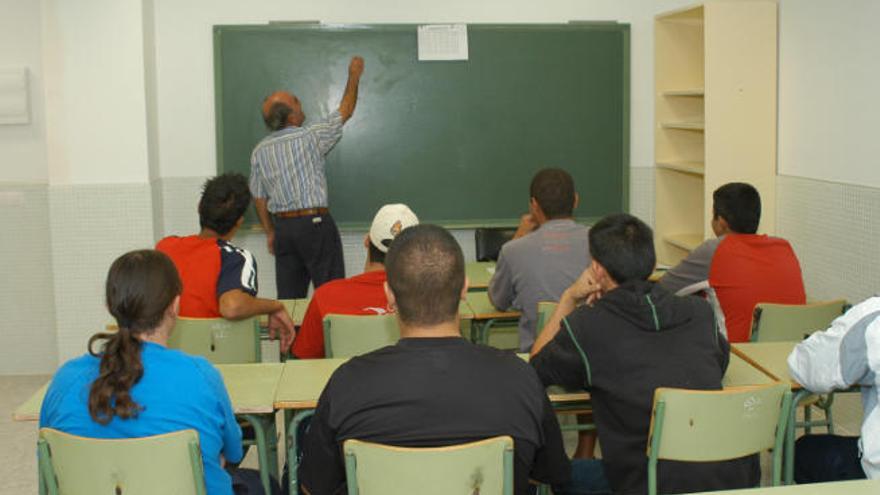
[263,101,292,131]
[713,182,761,234]
[367,241,387,265]
[530,168,576,219]
[588,213,655,284]
[198,173,252,236]
[385,225,465,326]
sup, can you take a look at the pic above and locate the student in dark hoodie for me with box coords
[530,213,759,495]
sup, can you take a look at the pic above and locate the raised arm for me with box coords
[531,267,602,357]
[338,56,364,123]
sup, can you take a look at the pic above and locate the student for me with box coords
[299,225,571,495]
[39,250,262,495]
[292,203,418,359]
[488,168,591,352]
[658,182,805,342]
[156,173,294,350]
[531,213,759,495]
[788,298,880,482]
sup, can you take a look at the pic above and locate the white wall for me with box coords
[0,0,58,374]
[42,0,151,185]
[151,0,696,179]
[0,0,47,183]
[42,0,157,364]
[778,0,880,187]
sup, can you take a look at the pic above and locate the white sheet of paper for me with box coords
[417,24,469,61]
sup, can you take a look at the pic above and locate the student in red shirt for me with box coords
[156,173,294,350]
[707,183,806,342]
[292,204,419,358]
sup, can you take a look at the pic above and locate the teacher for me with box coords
[249,56,364,299]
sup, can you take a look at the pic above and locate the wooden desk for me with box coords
[274,359,344,410]
[731,342,800,388]
[688,479,880,494]
[12,383,48,422]
[463,291,520,345]
[465,261,496,290]
[723,353,776,387]
[275,351,772,413]
[13,363,284,421]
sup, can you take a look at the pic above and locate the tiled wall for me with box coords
[0,183,57,374]
[630,167,655,227]
[777,175,880,304]
[49,183,155,363]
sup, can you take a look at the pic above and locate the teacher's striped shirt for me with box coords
[249,109,343,212]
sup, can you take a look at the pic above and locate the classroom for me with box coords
[1,0,879,494]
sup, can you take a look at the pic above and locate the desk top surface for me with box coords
[274,358,348,409]
[466,261,496,289]
[15,347,779,420]
[688,479,879,494]
[723,353,776,387]
[13,363,284,422]
[731,342,800,389]
[464,291,520,320]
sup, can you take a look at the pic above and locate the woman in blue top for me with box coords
[40,250,247,495]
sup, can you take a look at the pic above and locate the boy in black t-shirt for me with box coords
[300,225,571,495]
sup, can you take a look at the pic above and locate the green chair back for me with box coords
[323,313,400,358]
[646,384,792,495]
[750,299,847,342]
[168,317,261,364]
[344,436,514,495]
[38,428,206,495]
[535,301,559,333]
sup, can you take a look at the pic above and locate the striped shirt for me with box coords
[249,110,344,212]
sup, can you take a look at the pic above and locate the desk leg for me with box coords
[241,413,278,495]
[468,320,480,343]
[785,390,811,485]
[287,409,316,495]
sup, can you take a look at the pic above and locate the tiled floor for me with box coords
[0,375,864,494]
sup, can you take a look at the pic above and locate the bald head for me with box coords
[262,91,304,131]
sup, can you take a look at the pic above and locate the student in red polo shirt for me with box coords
[292,204,419,359]
[156,173,294,350]
[660,182,805,342]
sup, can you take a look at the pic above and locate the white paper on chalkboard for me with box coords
[417,24,468,61]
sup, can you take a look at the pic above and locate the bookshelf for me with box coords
[654,1,778,266]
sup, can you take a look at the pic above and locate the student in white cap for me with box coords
[291,204,419,358]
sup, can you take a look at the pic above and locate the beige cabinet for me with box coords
[654,1,777,266]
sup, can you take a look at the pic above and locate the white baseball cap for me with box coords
[369,204,419,253]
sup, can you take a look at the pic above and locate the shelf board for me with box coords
[663,233,703,252]
[656,160,705,176]
[661,121,705,131]
[662,89,704,97]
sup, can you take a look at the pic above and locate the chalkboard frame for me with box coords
[213,23,630,230]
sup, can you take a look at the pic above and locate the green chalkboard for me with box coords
[214,23,629,229]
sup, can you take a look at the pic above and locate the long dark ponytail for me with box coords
[88,250,182,424]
